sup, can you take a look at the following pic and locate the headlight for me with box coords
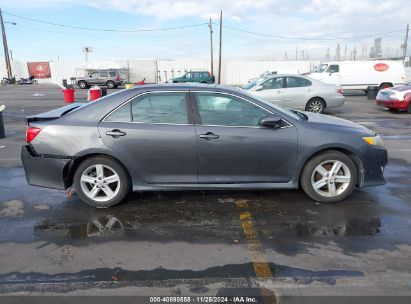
[362,135,384,147]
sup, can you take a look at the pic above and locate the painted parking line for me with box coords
[235,199,272,278]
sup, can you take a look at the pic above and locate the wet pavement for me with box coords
[1,85,411,301]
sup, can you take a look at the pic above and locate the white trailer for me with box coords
[307,60,406,90]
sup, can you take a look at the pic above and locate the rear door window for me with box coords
[131,93,189,124]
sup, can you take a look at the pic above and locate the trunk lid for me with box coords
[27,103,85,123]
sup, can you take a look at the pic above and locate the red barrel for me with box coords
[62,88,75,103]
[88,86,102,101]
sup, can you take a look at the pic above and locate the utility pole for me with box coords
[336,44,341,61]
[344,44,347,61]
[217,10,222,85]
[353,45,357,61]
[295,46,298,61]
[0,9,12,79]
[209,18,214,79]
[402,24,409,59]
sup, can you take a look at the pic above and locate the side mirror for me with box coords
[254,85,263,91]
[258,114,282,128]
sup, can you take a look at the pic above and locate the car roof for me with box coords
[127,83,235,92]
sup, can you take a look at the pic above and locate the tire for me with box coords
[300,151,357,203]
[306,98,326,113]
[73,156,131,208]
[78,80,87,89]
[408,103,411,114]
[106,81,115,89]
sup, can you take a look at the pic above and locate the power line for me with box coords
[2,11,208,32]
[220,24,405,41]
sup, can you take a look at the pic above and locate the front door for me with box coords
[192,92,298,183]
[253,77,285,106]
[98,92,198,184]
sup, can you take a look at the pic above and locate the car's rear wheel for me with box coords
[78,81,87,89]
[301,151,357,203]
[306,98,325,113]
[106,81,115,89]
[74,156,130,208]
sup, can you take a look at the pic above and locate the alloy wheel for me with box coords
[80,164,121,202]
[308,100,324,113]
[310,160,351,198]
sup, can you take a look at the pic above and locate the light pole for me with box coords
[0,8,16,79]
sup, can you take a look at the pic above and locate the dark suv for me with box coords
[76,70,123,89]
[171,71,214,83]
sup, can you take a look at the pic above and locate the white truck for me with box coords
[308,60,406,90]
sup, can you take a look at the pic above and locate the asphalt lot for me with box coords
[0,84,411,302]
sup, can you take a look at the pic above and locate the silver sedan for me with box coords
[243,74,345,113]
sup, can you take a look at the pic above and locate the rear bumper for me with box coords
[21,145,72,190]
[326,95,345,108]
[376,99,409,110]
[359,146,388,188]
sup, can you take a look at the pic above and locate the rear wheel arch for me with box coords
[297,147,363,188]
[64,153,132,189]
[379,82,393,90]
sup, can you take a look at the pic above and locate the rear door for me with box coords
[254,77,285,106]
[191,92,298,183]
[98,71,109,84]
[283,76,313,109]
[98,91,198,184]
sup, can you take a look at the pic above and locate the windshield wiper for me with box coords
[291,110,308,121]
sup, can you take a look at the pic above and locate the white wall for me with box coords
[1,59,320,86]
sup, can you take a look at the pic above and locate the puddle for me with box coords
[0,200,24,218]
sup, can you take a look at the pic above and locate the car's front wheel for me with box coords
[300,151,357,203]
[306,98,325,113]
[74,156,130,208]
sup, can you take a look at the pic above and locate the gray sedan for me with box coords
[22,84,386,208]
[243,74,345,113]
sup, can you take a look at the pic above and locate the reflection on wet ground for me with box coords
[1,157,411,292]
[1,159,411,249]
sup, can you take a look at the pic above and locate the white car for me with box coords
[243,74,345,113]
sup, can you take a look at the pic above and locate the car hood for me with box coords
[302,112,374,135]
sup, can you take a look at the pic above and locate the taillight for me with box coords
[116,75,120,81]
[336,88,344,95]
[26,127,41,143]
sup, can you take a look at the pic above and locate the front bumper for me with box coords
[376,99,409,110]
[21,145,73,190]
[359,146,388,188]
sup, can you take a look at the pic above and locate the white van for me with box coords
[308,61,406,90]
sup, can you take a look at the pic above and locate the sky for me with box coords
[0,0,410,61]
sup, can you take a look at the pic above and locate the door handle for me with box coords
[199,132,219,140]
[106,129,126,138]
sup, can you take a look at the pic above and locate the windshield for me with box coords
[314,64,328,73]
[242,77,265,90]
